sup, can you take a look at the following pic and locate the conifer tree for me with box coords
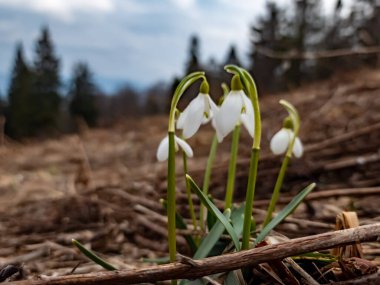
[179,35,202,109]
[185,35,201,73]
[284,0,324,85]
[250,2,286,92]
[6,43,32,138]
[224,45,241,67]
[69,62,98,127]
[30,26,61,135]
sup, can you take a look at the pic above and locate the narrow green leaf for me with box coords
[180,278,205,285]
[230,204,245,237]
[293,252,337,263]
[72,239,117,271]
[142,256,170,264]
[255,183,316,246]
[186,174,240,251]
[207,194,217,230]
[224,271,241,285]
[193,209,231,259]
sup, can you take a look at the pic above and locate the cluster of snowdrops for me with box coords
[154,65,315,284]
[72,65,316,284]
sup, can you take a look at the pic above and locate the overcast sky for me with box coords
[0,0,336,94]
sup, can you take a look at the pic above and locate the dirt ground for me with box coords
[0,69,380,282]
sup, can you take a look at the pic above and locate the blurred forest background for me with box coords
[1,0,380,139]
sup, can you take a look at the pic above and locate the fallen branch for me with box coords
[9,223,380,285]
[329,271,380,285]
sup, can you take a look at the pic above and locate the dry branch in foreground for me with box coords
[9,223,380,285]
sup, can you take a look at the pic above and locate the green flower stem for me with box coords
[241,148,260,250]
[224,124,241,210]
[225,65,262,250]
[200,134,218,232]
[263,100,301,227]
[182,151,198,234]
[167,131,177,265]
[262,154,290,227]
[166,72,205,285]
[168,72,205,132]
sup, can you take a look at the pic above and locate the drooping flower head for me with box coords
[214,75,254,142]
[177,80,218,139]
[156,134,193,161]
[270,117,303,158]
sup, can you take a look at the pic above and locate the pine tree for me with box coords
[30,26,61,135]
[185,35,201,73]
[69,62,98,127]
[6,43,32,138]
[284,0,324,85]
[250,2,286,92]
[224,45,241,67]
[179,35,202,110]
[356,1,380,66]
[316,0,357,77]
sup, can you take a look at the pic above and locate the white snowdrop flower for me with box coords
[214,75,254,142]
[270,128,303,158]
[156,135,193,161]
[177,81,218,139]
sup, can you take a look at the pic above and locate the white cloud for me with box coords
[170,0,196,10]
[0,0,114,21]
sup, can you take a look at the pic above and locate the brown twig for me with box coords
[8,223,380,285]
[328,271,380,285]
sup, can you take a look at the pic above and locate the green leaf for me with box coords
[142,256,170,264]
[224,271,241,285]
[161,199,198,254]
[72,239,117,271]
[293,252,337,263]
[193,209,231,259]
[230,204,245,237]
[186,174,240,251]
[180,278,205,285]
[207,194,217,230]
[255,183,316,246]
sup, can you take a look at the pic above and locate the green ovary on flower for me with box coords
[176,80,218,139]
[214,75,255,142]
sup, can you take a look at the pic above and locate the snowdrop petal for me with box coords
[208,95,219,115]
[270,128,290,155]
[202,96,219,124]
[241,114,255,138]
[293,137,304,158]
[176,111,187,129]
[214,123,225,142]
[156,136,169,161]
[175,136,193,158]
[214,91,244,142]
[181,94,206,139]
[240,93,255,138]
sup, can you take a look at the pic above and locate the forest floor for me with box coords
[0,69,380,283]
